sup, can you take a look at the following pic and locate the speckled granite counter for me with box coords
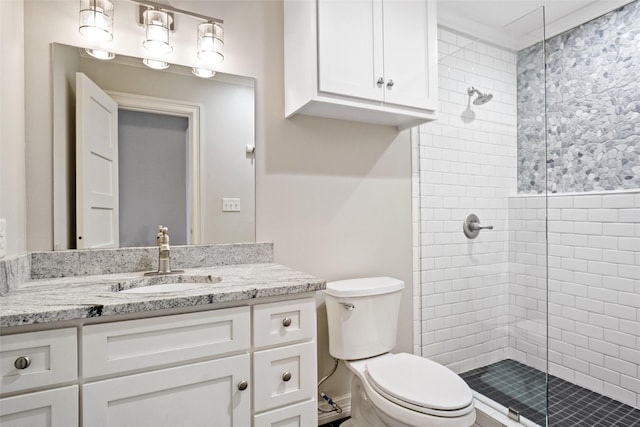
[0,243,326,328]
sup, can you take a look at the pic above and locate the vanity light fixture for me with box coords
[192,68,216,78]
[142,8,173,54]
[133,0,224,66]
[197,22,224,65]
[78,0,225,68]
[85,48,115,60]
[79,0,114,42]
[143,58,170,70]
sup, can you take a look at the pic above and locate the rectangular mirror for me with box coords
[52,43,255,250]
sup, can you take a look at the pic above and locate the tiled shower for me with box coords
[413,2,639,425]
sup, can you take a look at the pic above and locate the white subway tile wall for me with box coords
[510,192,640,408]
[413,27,640,410]
[415,28,518,373]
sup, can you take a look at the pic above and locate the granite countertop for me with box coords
[0,263,326,328]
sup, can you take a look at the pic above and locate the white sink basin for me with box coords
[112,274,222,294]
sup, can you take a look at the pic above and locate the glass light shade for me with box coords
[192,68,216,78]
[143,9,173,54]
[143,58,170,70]
[79,0,114,42]
[85,48,115,60]
[197,22,224,64]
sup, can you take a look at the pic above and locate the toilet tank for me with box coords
[324,277,404,360]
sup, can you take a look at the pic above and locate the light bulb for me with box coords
[143,58,169,70]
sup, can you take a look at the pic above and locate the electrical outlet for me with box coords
[0,219,6,258]
[222,198,241,212]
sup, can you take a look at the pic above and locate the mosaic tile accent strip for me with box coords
[461,359,640,427]
[517,0,640,194]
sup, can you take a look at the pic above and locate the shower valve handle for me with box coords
[469,223,493,231]
[463,214,493,239]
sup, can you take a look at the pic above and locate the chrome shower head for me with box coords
[467,87,493,105]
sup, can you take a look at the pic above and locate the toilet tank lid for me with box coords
[324,277,404,297]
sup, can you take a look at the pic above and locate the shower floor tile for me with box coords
[460,359,640,427]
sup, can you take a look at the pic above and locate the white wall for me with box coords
[510,191,640,408]
[416,27,518,373]
[0,0,27,257]
[22,0,414,405]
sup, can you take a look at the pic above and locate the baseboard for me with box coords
[317,393,351,425]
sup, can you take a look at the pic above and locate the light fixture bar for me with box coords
[131,0,223,24]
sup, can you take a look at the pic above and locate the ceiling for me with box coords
[437,0,635,50]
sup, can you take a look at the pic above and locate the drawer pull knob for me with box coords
[14,356,31,370]
[237,380,248,391]
[282,371,292,382]
[282,317,292,327]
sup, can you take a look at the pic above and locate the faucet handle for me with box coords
[156,225,169,246]
[159,226,170,246]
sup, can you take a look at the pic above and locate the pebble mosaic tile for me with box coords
[517,0,640,194]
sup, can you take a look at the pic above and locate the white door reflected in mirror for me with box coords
[76,72,119,249]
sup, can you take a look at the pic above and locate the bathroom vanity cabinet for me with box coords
[284,0,438,129]
[0,297,318,427]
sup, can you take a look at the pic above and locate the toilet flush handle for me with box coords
[339,302,355,311]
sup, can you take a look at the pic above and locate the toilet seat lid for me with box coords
[365,353,473,412]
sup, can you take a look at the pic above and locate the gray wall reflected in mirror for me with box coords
[52,43,256,250]
[119,110,189,247]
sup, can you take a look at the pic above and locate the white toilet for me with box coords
[324,277,476,427]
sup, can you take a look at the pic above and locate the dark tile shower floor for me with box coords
[460,359,640,427]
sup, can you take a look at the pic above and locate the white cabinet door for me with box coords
[0,386,78,427]
[83,354,250,427]
[317,0,384,101]
[382,0,438,110]
[254,399,316,427]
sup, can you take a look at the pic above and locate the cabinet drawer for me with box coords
[253,341,316,413]
[82,306,250,378]
[0,328,77,394]
[0,385,78,427]
[254,399,316,427]
[253,299,315,348]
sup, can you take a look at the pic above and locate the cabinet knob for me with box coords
[14,356,31,370]
[282,371,292,382]
[376,77,385,86]
[386,79,394,88]
[237,380,248,391]
[282,317,292,327]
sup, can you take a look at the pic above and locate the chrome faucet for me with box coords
[145,225,184,276]
[157,226,172,273]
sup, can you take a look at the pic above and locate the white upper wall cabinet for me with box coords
[285,0,438,130]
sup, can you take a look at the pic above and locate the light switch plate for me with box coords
[0,219,6,258]
[222,198,241,212]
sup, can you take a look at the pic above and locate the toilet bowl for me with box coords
[324,277,475,427]
[342,353,475,427]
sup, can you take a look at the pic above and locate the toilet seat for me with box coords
[365,353,474,418]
